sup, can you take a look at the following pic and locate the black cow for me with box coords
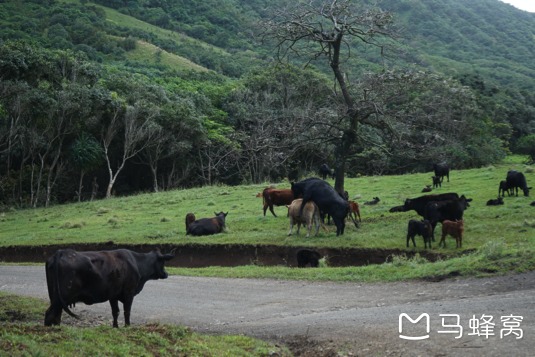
[319,164,334,180]
[424,195,472,240]
[44,248,174,327]
[291,178,350,236]
[396,193,460,217]
[506,170,531,197]
[186,211,228,236]
[530,201,535,206]
[498,180,511,197]
[486,197,504,206]
[406,219,433,249]
[296,249,321,268]
[364,197,381,205]
[433,163,450,182]
[432,176,441,189]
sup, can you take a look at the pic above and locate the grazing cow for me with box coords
[531,201,535,206]
[260,187,294,217]
[506,170,531,197]
[406,219,433,249]
[433,163,450,182]
[348,200,361,222]
[432,176,441,189]
[319,164,334,180]
[291,178,350,236]
[287,199,322,238]
[186,211,228,236]
[498,180,512,197]
[296,249,321,268]
[44,248,174,327]
[422,185,433,193]
[389,205,405,213]
[364,197,380,205]
[486,197,504,206]
[395,193,460,217]
[439,220,464,248]
[185,212,196,231]
[424,195,471,241]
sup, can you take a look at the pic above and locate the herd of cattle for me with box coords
[180,165,532,249]
[42,164,532,328]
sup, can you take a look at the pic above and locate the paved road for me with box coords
[1,266,533,356]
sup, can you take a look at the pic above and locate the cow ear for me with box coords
[224,212,228,216]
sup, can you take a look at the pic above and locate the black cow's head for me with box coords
[152,249,175,279]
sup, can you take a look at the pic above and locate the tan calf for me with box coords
[440,220,464,248]
[287,198,321,238]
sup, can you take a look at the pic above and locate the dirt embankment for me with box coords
[0,242,446,267]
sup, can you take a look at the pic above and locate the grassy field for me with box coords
[0,292,290,357]
[1,157,534,281]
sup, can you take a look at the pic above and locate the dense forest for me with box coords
[0,0,534,207]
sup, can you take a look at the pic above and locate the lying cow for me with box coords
[406,219,433,249]
[186,211,228,236]
[260,187,294,217]
[44,248,174,327]
[185,212,196,231]
[287,199,321,238]
[364,197,380,205]
[486,197,504,206]
[439,220,464,248]
[296,249,321,268]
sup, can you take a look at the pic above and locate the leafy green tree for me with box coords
[69,133,103,201]
[515,135,535,164]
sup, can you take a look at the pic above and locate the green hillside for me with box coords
[0,0,534,205]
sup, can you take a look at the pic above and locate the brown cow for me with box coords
[185,212,196,231]
[287,198,321,238]
[439,220,464,248]
[186,212,228,236]
[348,200,361,222]
[260,187,294,217]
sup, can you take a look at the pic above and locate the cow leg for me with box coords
[439,233,446,248]
[110,299,120,328]
[288,218,294,236]
[430,222,437,242]
[123,298,134,326]
[263,202,268,216]
[269,204,277,217]
[306,220,312,238]
[44,303,62,326]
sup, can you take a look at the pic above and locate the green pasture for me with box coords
[1,158,533,248]
[1,157,534,281]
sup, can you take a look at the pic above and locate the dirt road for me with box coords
[1,266,533,356]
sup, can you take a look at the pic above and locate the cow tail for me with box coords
[54,251,79,319]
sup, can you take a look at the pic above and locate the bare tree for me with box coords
[262,0,398,192]
[102,101,158,198]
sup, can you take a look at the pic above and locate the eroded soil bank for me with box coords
[0,243,445,267]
